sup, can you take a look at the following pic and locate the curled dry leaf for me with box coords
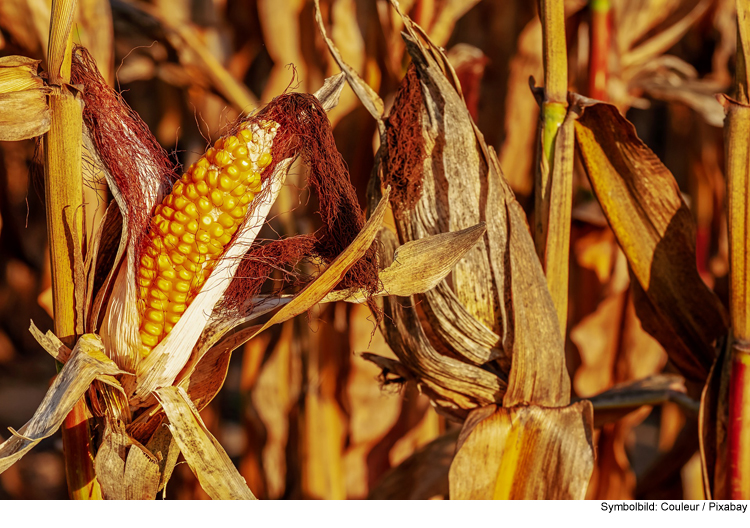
[94,420,161,500]
[0,334,125,473]
[155,386,256,500]
[0,55,50,140]
[572,95,728,381]
[322,223,488,303]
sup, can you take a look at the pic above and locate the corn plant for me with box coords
[0,0,480,499]
[0,0,748,501]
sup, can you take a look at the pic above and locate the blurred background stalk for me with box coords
[44,0,101,500]
[588,0,610,100]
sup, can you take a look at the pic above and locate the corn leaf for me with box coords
[449,401,594,499]
[155,386,256,500]
[322,223,488,303]
[94,420,161,500]
[573,96,728,381]
[0,55,50,140]
[0,334,126,473]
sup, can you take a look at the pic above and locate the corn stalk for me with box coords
[724,0,750,500]
[535,0,574,336]
[588,0,610,100]
[44,0,101,499]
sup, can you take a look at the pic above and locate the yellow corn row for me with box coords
[137,120,279,356]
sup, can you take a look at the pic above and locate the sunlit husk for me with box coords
[449,402,594,499]
[0,55,50,140]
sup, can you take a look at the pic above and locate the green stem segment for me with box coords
[536,0,573,336]
[45,0,102,500]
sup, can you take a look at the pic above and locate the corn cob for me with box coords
[136,120,279,356]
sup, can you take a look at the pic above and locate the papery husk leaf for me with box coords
[312,72,346,112]
[0,334,126,473]
[155,386,256,500]
[448,401,594,499]
[379,223,486,297]
[94,419,160,500]
[145,419,180,493]
[322,223,487,303]
[0,86,50,141]
[85,201,122,332]
[0,56,50,140]
[29,320,70,363]
[0,55,44,92]
[377,229,505,413]
[368,430,458,499]
[396,35,498,334]
[572,96,728,381]
[178,324,262,411]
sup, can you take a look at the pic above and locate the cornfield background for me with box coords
[0,0,745,500]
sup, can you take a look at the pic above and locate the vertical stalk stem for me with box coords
[536,0,573,336]
[725,0,750,500]
[45,0,102,500]
[588,0,610,100]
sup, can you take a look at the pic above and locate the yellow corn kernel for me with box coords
[135,120,279,356]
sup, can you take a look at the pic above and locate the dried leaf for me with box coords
[620,0,711,70]
[0,73,50,139]
[28,321,70,363]
[380,223,486,296]
[94,420,160,500]
[449,402,594,499]
[0,334,125,473]
[573,96,728,381]
[145,419,180,493]
[314,0,385,125]
[178,325,262,411]
[322,223,488,303]
[155,386,256,500]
